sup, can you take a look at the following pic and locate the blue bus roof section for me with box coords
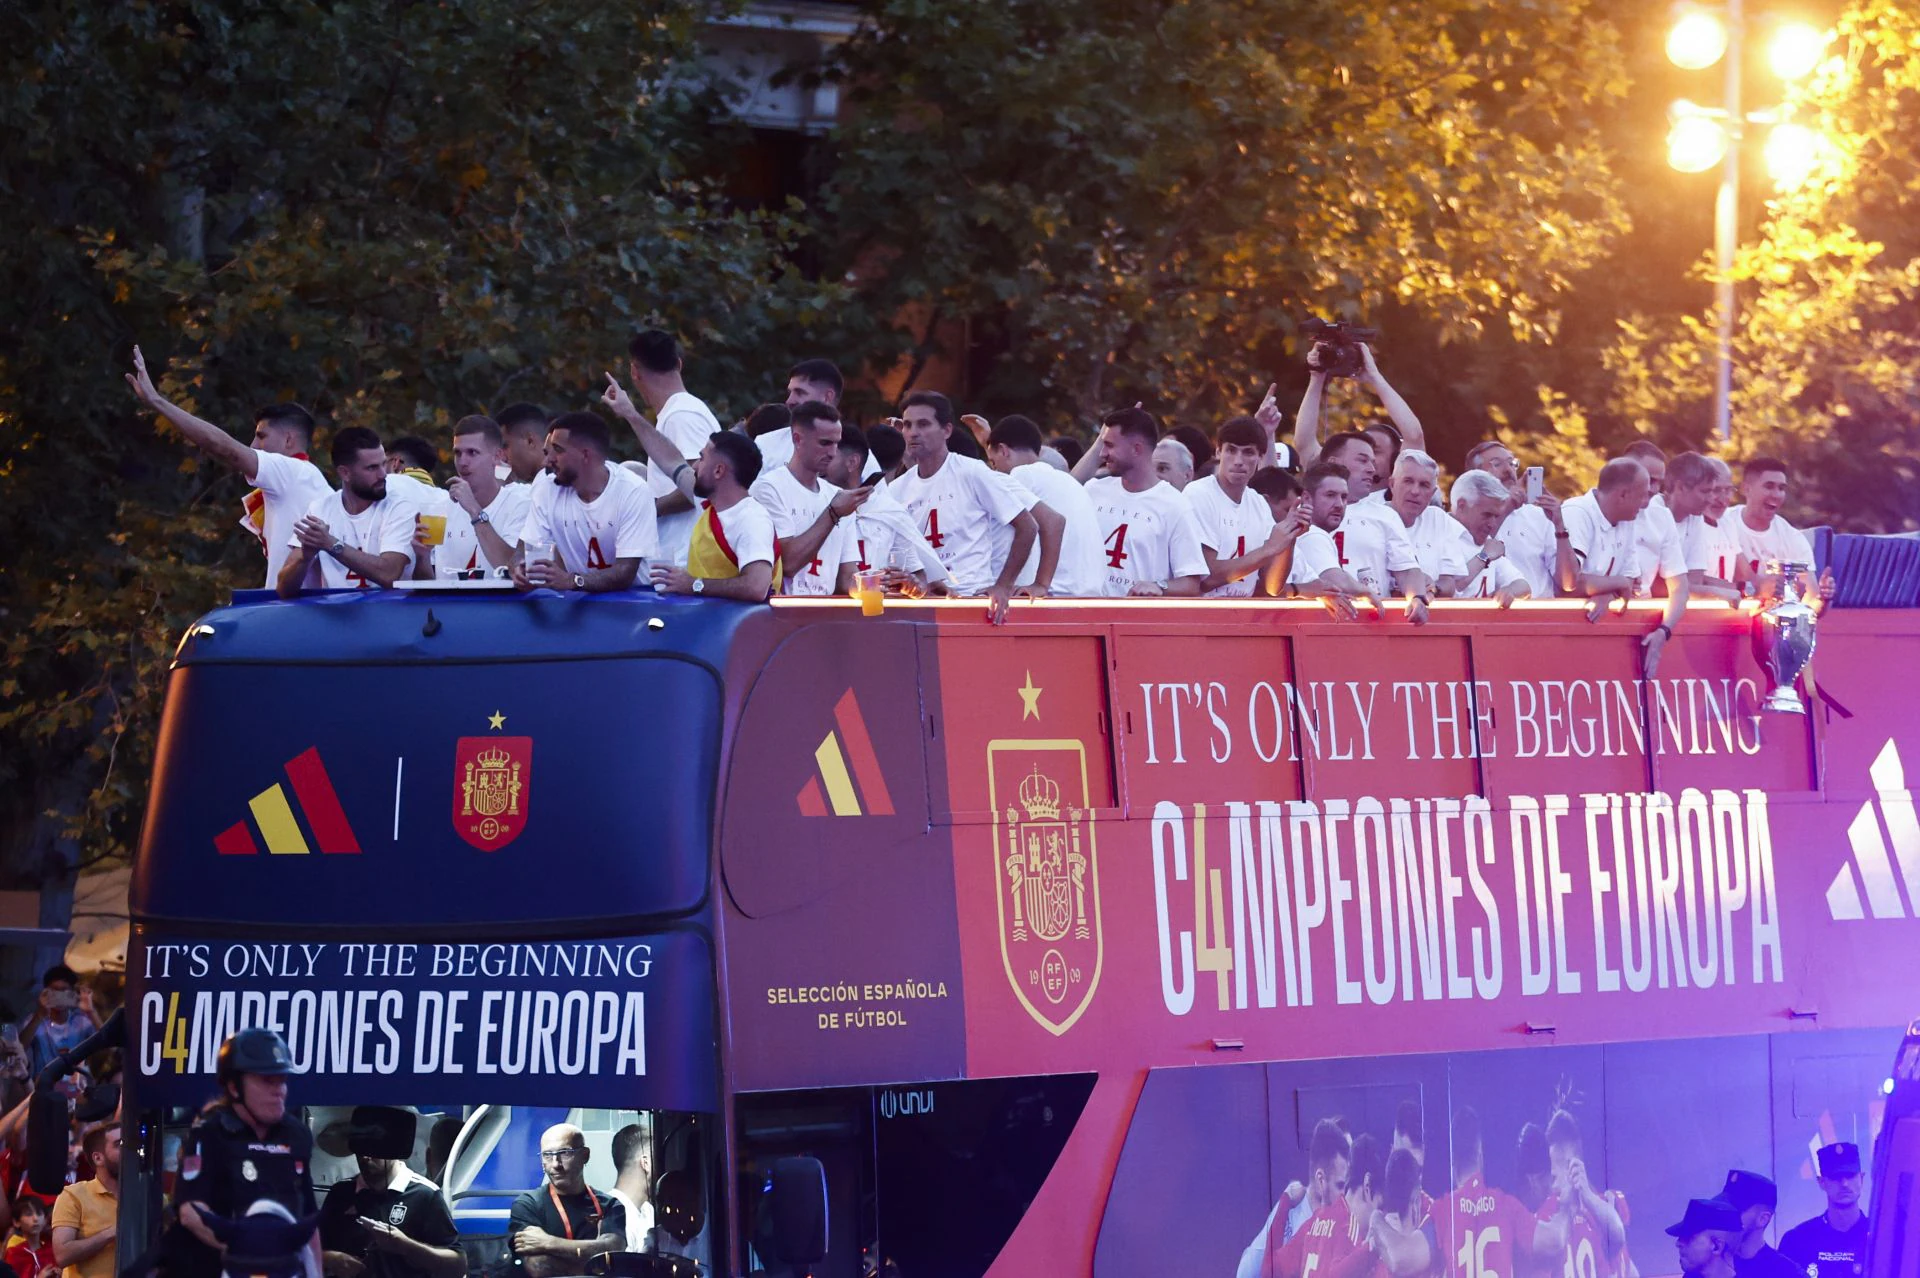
[179,588,761,670]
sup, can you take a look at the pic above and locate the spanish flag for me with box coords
[688,503,782,591]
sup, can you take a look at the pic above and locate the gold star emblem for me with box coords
[487,710,506,730]
[1018,671,1042,721]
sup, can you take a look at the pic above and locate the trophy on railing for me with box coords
[1751,560,1819,713]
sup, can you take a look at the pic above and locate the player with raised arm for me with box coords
[1540,1110,1626,1278]
[1292,341,1425,477]
[125,344,332,588]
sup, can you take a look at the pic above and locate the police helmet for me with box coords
[216,1027,294,1083]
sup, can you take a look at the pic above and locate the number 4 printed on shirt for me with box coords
[1105,523,1130,570]
[586,537,610,570]
[925,509,944,550]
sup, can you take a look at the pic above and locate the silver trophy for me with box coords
[1751,560,1818,714]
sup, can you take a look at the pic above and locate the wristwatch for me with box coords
[572,573,587,590]
[328,539,347,558]
[691,578,705,594]
[471,510,491,527]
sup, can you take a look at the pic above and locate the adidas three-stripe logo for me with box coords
[1827,740,1920,921]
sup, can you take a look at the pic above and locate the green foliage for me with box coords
[0,0,858,874]
[1586,0,1920,532]
[814,0,1632,434]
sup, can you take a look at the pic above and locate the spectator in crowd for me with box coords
[986,416,1103,599]
[1448,471,1530,604]
[606,1121,655,1254]
[1544,1110,1626,1267]
[1726,457,1817,579]
[423,416,531,577]
[1385,450,1464,590]
[892,391,1043,619]
[1081,407,1207,597]
[648,433,777,601]
[509,1125,624,1278]
[1780,1142,1867,1278]
[625,330,723,568]
[1185,417,1301,598]
[1235,1117,1351,1278]
[1167,424,1216,479]
[1717,1170,1798,1278]
[173,1029,316,1278]
[1249,467,1304,527]
[1669,1197,1743,1278]
[1287,463,1367,612]
[1432,1107,1570,1278]
[319,1109,463,1278]
[1560,457,1691,674]
[1153,438,1196,491]
[756,358,843,473]
[21,970,95,1082]
[50,1127,116,1278]
[749,401,867,597]
[1292,343,1425,485]
[1464,440,1564,598]
[278,427,417,597]
[1047,435,1086,470]
[1323,432,1430,621]
[495,404,551,484]
[6,1197,53,1278]
[125,345,333,589]
[512,412,656,594]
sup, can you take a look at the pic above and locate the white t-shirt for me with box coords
[1450,526,1531,598]
[1184,475,1278,598]
[749,464,853,596]
[1009,461,1106,598]
[1395,502,1468,583]
[290,490,418,590]
[707,496,777,572]
[756,427,795,474]
[1083,476,1208,596]
[433,483,533,575]
[246,450,334,588]
[1724,506,1816,575]
[520,462,658,576]
[890,453,1031,595]
[1561,490,1641,583]
[834,484,952,586]
[649,392,723,568]
[1333,500,1421,594]
[1693,514,1745,584]
[1633,495,1692,591]
[1287,526,1342,587]
[1497,501,1559,598]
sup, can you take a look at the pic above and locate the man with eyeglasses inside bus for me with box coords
[508,1125,625,1277]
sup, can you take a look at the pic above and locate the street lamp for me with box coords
[1664,4,1830,442]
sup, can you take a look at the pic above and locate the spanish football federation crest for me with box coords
[454,736,532,851]
[989,740,1102,1035]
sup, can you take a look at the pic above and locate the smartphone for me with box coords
[1524,466,1544,502]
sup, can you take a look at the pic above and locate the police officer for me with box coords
[1719,1170,1799,1278]
[1780,1143,1867,1278]
[171,1028,319,1278]
[1670,1197,1744,1278]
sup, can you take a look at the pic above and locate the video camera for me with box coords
[1301,317,1379,379]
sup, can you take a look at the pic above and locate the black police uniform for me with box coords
[169,1104,319,1278]
[320,1170,459,1278]
[1735,1243,1805,1278]
[1779,1213,1868,1278]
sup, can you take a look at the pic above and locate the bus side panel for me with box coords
[985,1070,1146,1278]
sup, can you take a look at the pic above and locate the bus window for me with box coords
[736,1074,1095,1278]
[131,1102,717,1278]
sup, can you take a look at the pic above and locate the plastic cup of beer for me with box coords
[419,514,448,546]
[854,570,884,617]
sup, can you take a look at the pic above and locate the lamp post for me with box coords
[1664,5,1829,443]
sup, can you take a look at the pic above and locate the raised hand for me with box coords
[601,372,640,422]
[124,344,164,407]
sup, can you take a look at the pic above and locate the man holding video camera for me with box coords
[320,1109,463,1278]
[1290,322,1427,490]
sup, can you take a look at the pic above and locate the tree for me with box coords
[810,0,1632,455]
[0,0,860,910]
[1589,0,1920,532]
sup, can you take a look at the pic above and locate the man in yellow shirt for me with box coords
[51,1125,118,1278]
